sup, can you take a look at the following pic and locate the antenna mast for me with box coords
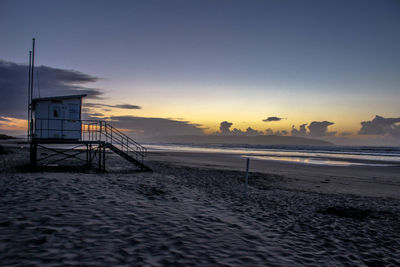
[28,38,35,142]
[27,51,32,140]
[31,38,35,102]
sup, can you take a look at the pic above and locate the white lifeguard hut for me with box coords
[32,94,86,140]
[27,38,150,171]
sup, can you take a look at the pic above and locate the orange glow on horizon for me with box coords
[0,112,377,141]
[0,117,27,131]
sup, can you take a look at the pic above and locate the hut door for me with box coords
[49,104,65,138]
[65,104,81,139]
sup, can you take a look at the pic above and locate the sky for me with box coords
[0,0,399,145]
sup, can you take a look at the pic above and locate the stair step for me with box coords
[105,143,152,171]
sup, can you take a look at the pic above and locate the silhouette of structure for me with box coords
[27,39,151,171]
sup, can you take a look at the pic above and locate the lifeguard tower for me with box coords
[27,39,151,171]
[32,94,85,140]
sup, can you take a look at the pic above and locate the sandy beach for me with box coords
[3,1,400,265]
[1,144,400,265]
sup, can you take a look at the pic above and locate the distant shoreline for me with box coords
[142,134,334,146]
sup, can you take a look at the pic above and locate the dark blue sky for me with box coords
[1,0,399,143]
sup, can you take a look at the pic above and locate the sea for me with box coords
[145,143,400,167]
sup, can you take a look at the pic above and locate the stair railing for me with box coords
[81,120,147,163]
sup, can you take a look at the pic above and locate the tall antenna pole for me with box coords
[29,38,37,167]
[28,51,32,141]
[30,38,35,100]
[30,38,35,142]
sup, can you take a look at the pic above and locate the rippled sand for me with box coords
[1,148,400,265]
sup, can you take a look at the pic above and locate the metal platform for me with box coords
[29,120,152,172]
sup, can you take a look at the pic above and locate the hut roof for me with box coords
[32,94,87,103]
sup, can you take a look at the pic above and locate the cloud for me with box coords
[308,121,336,137]
[107,116,205,138]
[113,104,141,109]
[219,121,233,134]
[291,124,308,137]
[85,103,141,110]
[0,60,103,119]
[262,116,286,122]
[87,112,105,118]
[291,121,336,137]
[265,128,288,136]
[0,116,26,133]
[245,127,262,136]
[218,121,263,136]
[231,128,242,135]
[229,127,262,136]
[265,128,274,135]
[220,120,337,138]
[359,115,400,138]
[0,117,11,122]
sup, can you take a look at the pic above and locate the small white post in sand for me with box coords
[245,158,250,196]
